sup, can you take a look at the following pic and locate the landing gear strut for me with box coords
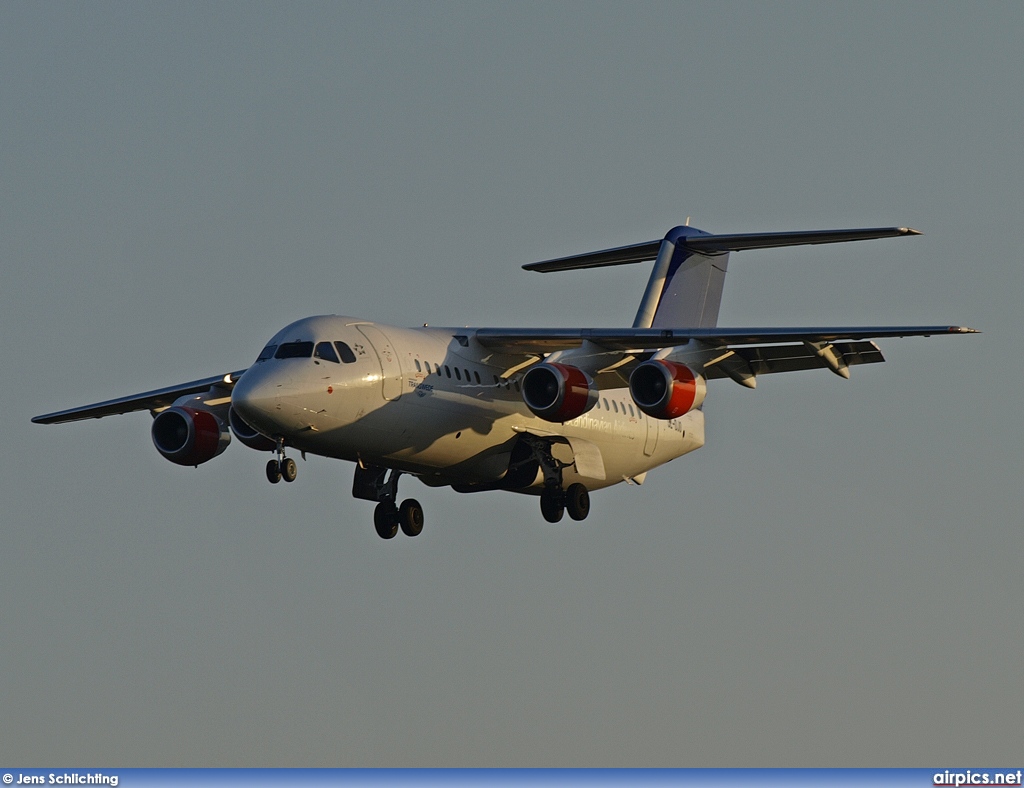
[265,438,298,484]
[354,464,424,539]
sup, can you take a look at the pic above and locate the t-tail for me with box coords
[524,224,922,328]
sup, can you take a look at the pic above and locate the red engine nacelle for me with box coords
[151,406,231,467]
[522,362,598,422]
[629,360,707,420]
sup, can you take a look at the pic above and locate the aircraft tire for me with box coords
[374,503,399,539]
[565,483,590,521]
[540,489,564,523]
[281,457,298,483]
[266,459,281,484]
[399,499,424,537]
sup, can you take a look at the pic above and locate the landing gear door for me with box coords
[357,325,403,401]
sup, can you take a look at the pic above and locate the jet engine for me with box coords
[522,362,598,422]
[228,406,277,452]
[629,360,707,420]
[151,406,231,466]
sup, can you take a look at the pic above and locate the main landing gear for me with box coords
[265,438,298,484]
[353,464,424,539]
[518,434,592,524]
[540,482,590,523]
[374,498,424,539]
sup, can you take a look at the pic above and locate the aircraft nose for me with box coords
[232,367,289,435]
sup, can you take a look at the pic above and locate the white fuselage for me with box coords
[230,315,704,493]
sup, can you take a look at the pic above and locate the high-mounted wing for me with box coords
[32,370,247,425]
[474,325,977,354]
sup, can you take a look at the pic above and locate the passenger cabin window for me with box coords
[314,342,340,364]
[454,368,461,381]
[334,342,357,363]
[275,341,314,359]
[256,344,277,362]
[474,371,481,384]
[445,366,452,378]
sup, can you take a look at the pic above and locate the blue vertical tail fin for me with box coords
[633,226,728,329]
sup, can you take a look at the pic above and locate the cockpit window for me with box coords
[314,342,340,364]
[275,341,314,359]
[335,341,357,364]
[256,344,277,362]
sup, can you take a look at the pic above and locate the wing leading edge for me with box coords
[32,370,247,425]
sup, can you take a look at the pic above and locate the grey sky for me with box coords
[2,1,1021,766]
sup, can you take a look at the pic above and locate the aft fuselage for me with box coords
[230,315,704,493]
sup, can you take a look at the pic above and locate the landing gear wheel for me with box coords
[540,489,565,523]
[280,456,297,483]
[399,498,424,537]
[266,459,281,484]
[565,483,590,521]
[374,502,399,539]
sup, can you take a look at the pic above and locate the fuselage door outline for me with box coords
[357,325,403,401]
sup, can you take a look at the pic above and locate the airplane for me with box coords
[33,223,977,539]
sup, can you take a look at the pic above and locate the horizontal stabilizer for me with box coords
[524,240,662,272]
[683,227,920,253]
[523,227,920,272]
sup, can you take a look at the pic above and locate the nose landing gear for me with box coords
[266,438,298,484]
